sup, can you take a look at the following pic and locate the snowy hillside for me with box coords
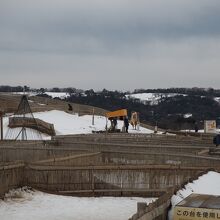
[127,92,220,106]
[126,93,186,105]
[3,110,155,140]
[0,188,155,220]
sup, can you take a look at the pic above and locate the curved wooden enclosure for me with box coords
[8,117,55,136]
[0,133,219,220]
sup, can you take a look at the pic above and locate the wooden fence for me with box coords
[0,161,25,198]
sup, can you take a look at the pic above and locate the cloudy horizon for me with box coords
[0,0,220,90]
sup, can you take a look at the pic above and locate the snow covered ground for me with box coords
[3,110,155,140]
[169,171,220,220]
[0,188,155,220]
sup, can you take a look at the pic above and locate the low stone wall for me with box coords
[0,162,25,198]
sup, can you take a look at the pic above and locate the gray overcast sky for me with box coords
[0,0,220,90]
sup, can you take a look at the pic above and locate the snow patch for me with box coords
[44,92,70,99]
[126,93,186,105]
[0,188,156,220]
[183,113,192,118]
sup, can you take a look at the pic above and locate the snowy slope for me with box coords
[3,110,155,140]
[0,188,155,220]
[126,93,184,105]
[169,171,220,219]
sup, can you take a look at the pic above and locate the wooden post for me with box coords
[137,112,140,131]
[92,108,94,125]
[105,116,108,133]
[0,111,3,140]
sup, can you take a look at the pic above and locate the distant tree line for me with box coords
[0,85,26,92]
[133,87,220,97]
[0,85,82,95]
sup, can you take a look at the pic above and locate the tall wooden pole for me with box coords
[0,111,3,141]
[92,108,95,125]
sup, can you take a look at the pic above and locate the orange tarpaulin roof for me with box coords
[106,109,127,119]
